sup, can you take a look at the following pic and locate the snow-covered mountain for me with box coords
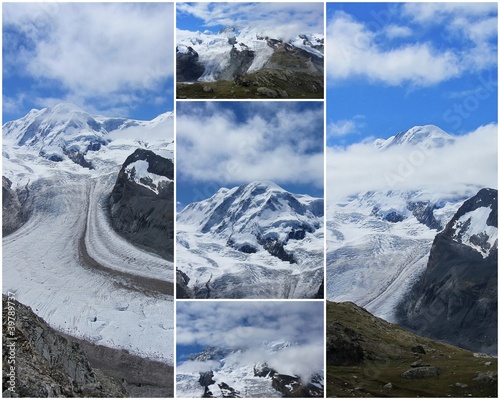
[326,124,487,322]
[176,26,324,82]
[2,104,175,364]
[3,103,173,171]
[176,343,324,398]
[373,125,455,150]
[177,181,324,299]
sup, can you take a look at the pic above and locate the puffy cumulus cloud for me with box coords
[3,2,173,116]
[176,2,323,41]
[327,3,497,87]
[326,123,498,203]
[327,12,461,86]
[177,102,324,190]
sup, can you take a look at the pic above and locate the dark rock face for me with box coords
[109,149,174,261]
[217,46,255,81]
[2,177,27,236]
[253,363,277,378]
[261,237,296,264]
[176,268,195,299]
[397,188,498,355]
[326,323,364,366]
[199,371,215,388]
[271,374,324,398]
[407,201,443,230]
[217,382,240,398]
[177,46,205,82]
[2,296,126,397]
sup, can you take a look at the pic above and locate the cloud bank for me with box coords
[326,123,498,202]
[177,102,324,190]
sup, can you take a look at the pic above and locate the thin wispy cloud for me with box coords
[177,102,324,190]
[3,2,173,118]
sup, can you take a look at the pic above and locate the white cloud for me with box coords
[326,123,498,203]
[176,2,323,41]
[384,24,412,39]
[328,116,364,138]
[402,3,497,25]
[176,301,323,348]
[176,301,324,382]
[327,4,497,87]
[3,2,173,115]
[327,12,461,86]
[177,103,324,189]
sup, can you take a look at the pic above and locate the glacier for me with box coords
[2,103,175,364]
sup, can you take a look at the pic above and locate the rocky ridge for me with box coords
[397,188,498,355]
[2,295,126,397]
[109,148,174,261]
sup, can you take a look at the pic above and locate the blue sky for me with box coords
[326,2,498,146]
[176,301,324,378]
[176,102,324,208]
[176,2,324,40]
[3,2,174,122]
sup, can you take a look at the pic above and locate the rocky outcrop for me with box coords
[262,42,323,73]
[2,177,27,236]
[271,374,323,398]
[176,269,195,299]
[401,366,440,379]
[109,149,174,260]
[176,46,205,82]
[216,46,255,81]
[2,295,126,397]
[397,188,498,354]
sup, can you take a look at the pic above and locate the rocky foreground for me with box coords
[2,296,173,397]
[326,301,498,397]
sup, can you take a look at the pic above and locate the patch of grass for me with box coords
[176,69,324,100]
[326,302,498,397]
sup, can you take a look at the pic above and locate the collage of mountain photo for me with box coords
[1,1,498,399]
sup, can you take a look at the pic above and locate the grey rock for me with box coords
[401,366,440,379]
[256,87,278,98]
[1,296,126,397]
[473,371,497,384]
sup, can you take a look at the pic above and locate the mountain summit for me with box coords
[2,103,173,167]
[177,181,324,299]
[374,125,456,150]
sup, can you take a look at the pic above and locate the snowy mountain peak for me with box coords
[446,188,498,258]
[374,125,455,150]
[3,103,173,169]
[178,181,323,248]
